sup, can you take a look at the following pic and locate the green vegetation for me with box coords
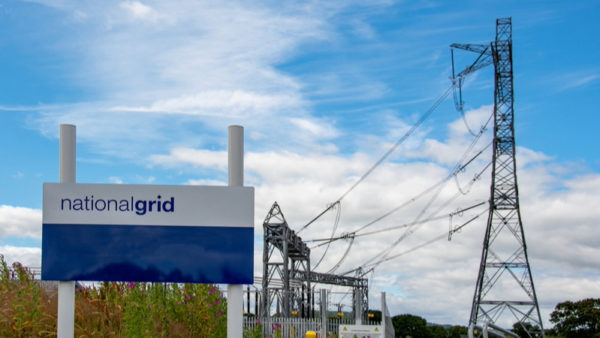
[1,255,226,337]
[392,314,467,337]
[549,298,600,337]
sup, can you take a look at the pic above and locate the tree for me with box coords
[367,309,383,322]
[392,314,430,338]
[447,325,468,338]
[427,325,447,337]
[512,321,542,337]
[549,298,600,337]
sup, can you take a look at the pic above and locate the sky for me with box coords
[1,0,599,329]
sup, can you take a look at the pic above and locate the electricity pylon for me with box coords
[452,18,545,337]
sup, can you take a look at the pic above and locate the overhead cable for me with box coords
[362,207,489,271]
[298,84,455,234]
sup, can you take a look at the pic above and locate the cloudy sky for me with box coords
[1,0,599,329]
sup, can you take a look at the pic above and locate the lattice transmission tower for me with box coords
[452,18,544,337]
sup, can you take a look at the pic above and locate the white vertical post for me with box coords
[468,324,475,338]
[227,125,244,338]
[355,288,362,325]
[482,323,489,338]
[58,124,76,338]
[321,289,328,338]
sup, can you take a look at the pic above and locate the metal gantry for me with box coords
[452,18,545,337]
[261,202,368,320]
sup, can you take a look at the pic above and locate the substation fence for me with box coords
[243,317,381,338]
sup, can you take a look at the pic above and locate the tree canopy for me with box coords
[549,298,600,337]
[391,314,467,338]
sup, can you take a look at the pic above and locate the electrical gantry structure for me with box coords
[259,17,544,336]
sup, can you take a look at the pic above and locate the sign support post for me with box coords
[227,125,244,338]
[57,124,76,338]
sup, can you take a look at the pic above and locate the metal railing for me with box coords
[243,316,381,338]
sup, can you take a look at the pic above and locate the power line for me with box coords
[356,159,491,271]
[306,135,492,249]
[308,201,486,245]
[298,84,455,234]
[302,68,493,277]
[360,207,489,271]
[305,112,492,274]
[311,202,341,270]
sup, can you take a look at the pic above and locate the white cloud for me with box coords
[559,72,600,91]
[150,148,227,170]
[120,1,161,21]
[108,176,123,184]
[290,117,339,140]
[0,205,42,239]
[115,90,303,117]
[0,246,42,268]
[27,1,338,160]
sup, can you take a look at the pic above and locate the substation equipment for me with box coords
[261,202,368,320]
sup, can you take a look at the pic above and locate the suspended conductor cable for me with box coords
[348,136,492,238]
[361,207,488,269]
[356,159,491,271]
[357,177,449,269]
[306,140,492,248]
[460,109,479,137]
[298,84,455,234]
[311,202,342,270]
[355,201,486,239]
[326,235,355,274]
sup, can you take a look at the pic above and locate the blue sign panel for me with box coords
[42,183,254,284]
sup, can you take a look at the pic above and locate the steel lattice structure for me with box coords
[453,18,545,337]
[261,202,368,320]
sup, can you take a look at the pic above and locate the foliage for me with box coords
[447,325,468,338]
[243,320,264,338]
[428,324,448,337]
[0,255,56,337]
[0,255,227,337]
[393,314,430,338]
[367,309,382,322]
[391,313,469,338]
[550,298,600,338]
[511,321,543,337]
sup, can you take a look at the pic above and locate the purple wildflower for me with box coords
[126,281,135,289]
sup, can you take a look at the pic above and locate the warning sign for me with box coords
[339,324,383,338]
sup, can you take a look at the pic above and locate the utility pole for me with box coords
[453,18,544,337]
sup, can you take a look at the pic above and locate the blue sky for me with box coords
[1,0,599,328]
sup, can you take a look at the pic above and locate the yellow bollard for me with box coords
[305,331,317,338]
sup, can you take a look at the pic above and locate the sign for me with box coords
[339,325,383,338]
[42,183,254,284]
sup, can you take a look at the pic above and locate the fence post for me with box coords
[320,289,327,338]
